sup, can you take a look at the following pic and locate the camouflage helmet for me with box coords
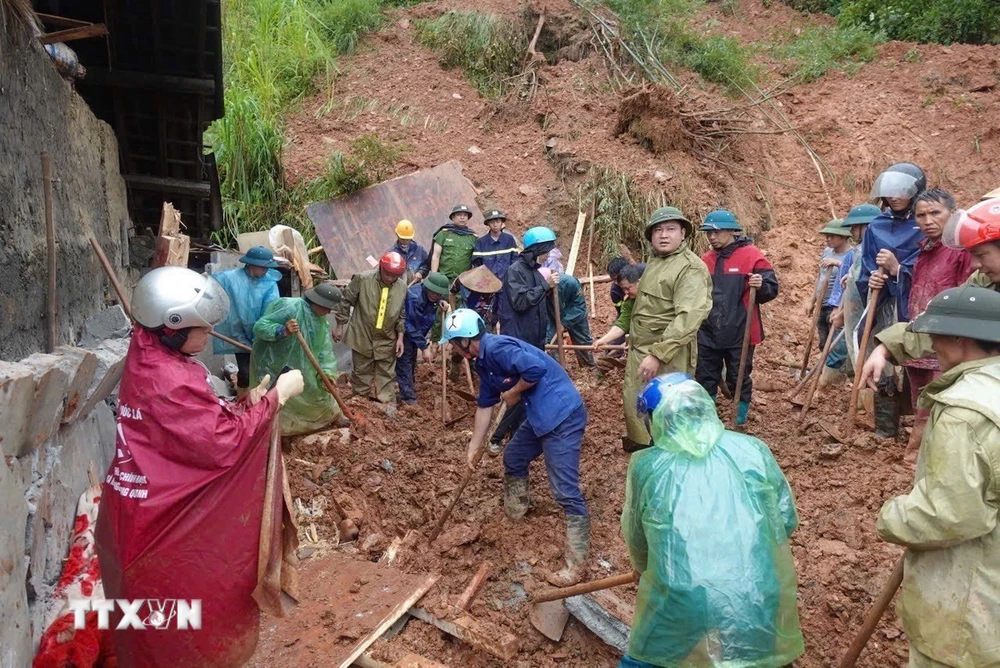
[644,206,692,241]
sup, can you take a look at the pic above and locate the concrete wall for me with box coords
[0,27,134,668]
[0,25,132,361]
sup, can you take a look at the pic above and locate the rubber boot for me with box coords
[546,515,591,587]
[873,391,900,439]
[503,475,529,521]
[621,436,651,453]
[736,401,750,426]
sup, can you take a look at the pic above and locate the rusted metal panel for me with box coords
[307,161,482,280]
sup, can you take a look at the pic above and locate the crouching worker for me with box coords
[862,286,1000,668]
[251,282,347,435]
[621,373,804,668]
[397,272,451,404]
[96,267,306,666]
[442,308,590,586]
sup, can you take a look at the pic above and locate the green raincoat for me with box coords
[876,271,995,363]
[624,246,712,444]
[622,379,804,667]
[877,357,1000,667]
[250,297,341,436]
[334,269,407,356]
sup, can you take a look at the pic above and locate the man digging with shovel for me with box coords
[441,308,591,587]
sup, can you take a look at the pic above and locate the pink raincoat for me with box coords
[95,328,277,667]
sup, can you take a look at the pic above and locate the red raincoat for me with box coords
[905,239,976,370]
[95,328,277,667]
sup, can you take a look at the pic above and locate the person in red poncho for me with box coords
[95,267,304,667]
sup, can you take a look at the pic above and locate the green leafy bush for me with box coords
[775,23,880,81]
[839,0,1000,45]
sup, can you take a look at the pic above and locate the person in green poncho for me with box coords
[622,207,713,452]
[621,373,804,668]
[250,282,347,436]
[543,270,595,367]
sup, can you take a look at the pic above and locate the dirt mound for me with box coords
[613,85,696,154]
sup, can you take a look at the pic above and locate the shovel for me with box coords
[528,572,634,641]
[294,331,368,437]
[452,388,478,403]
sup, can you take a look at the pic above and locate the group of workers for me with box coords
[91,162,1000,667]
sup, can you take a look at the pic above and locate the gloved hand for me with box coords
[248,374,271,405]
[275,369,305,405]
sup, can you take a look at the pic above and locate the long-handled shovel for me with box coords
[838,555,904,667]
[440,311,448,424]
[529,572,635,641]
[731,286,757,426]
[845,285,881,437]
[294,331,367,437]
[799,266,830,378]
[552,289,567,367]
[428,404,507,542]
[799,319,841,426]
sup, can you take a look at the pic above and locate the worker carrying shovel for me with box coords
[621,373,804,668]
[95,267,306,666]
[334,251,408,413]
[695,209,779,426]
[860,284,1000,668]
[251,282,348,435]
[441,308,591,586]
[622,207,712,452]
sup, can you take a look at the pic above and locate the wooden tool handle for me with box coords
[732,286,758,410]
[532,572,635,603]
[838,554,904,667]
[545,343,627,351]
[800,316,841,422]
[294,330,353,418]
[845,286,881,436]
[552,288,566,366]
[90,236,133,319]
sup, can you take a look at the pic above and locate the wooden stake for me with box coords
[552,287,567,366]
[588,263,596,318]
[90,236,132,319]
[838,555,904,667]
[732,286,757,420]
[845,286,881,436]
[441,312,447,424]
[42,153,57,352]
[565,211,587,277]
[294,331,365,432]
[799,266,830,378]
[456,561,493,611]
[786,330,844,401]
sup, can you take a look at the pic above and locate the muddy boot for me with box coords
[546,515,590,587]
[736,401,750,426]
[503,475,530,521]
[621,436,651,453]
[873,392,900,439]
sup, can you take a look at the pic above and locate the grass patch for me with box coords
[310,133,410,200]
[773,24,881,82]
[587,167,674,263]
[838,0,1000,45]
[415,10,530,98]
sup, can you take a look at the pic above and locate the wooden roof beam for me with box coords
[124,175,210,197]
[83,68,215,95]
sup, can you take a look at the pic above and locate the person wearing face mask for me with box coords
[695,210,779,426]
[621,207,712,452]
[499,226,560,350]
[95,267,305,667]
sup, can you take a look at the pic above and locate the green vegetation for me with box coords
[773,24,880,82]
[605,0,760,95]
[782,0,1000,45]
[587,167,668,262]
[414,11,530,98]
[208,0,410,248]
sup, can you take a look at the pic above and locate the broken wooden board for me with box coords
[564,590,631,655]
[152,202,190,268]
[253,553,438,668]
[307,161,482,280]
[564,211,587,277]
[409,605,518,662]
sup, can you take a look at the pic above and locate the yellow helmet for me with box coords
[395,219,415,240]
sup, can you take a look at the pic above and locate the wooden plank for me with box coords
[237,231,273,254]
[565,211,587,277]
[124,174,211,197]
[153,202,190,268]
[39,23,107,45]
[456,561,492,611]
[409,606,518,662]
[36,13,91,28]
[307,161,482,281]
[342,574,438,668]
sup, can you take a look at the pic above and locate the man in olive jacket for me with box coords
[335,251,408,405]
[864,286,1000,668]
[622,206,712,451]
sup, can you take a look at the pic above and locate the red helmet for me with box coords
[943,198,1000,250]
[380,251,406,276]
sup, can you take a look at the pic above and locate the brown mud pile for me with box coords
[260,0,1000,664]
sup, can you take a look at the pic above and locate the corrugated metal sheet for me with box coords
[306,160,483,279]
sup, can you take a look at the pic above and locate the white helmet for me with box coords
[131,267,230,330]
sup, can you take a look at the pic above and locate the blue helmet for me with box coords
[842,203,881,227]
[439,308,486,344]
[699,209,743,232]
[637,372,694,419]
[522,226,557,249]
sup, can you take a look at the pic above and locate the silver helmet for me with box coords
[131,267,230,330]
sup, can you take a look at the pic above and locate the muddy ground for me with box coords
[254,0,1000,665]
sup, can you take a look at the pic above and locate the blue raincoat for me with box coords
[856,210,924,321]
[621,379,804,667]
[210,267,281,354]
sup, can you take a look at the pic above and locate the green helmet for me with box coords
[820,219,851,237]
[843,203,881,227]
[644,206,692,241]
[908,286,1000,343]
[699,209,743,232]
[422,272,451,296]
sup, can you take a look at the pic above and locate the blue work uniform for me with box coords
[396,284,440,403]
[475,334,588,517]
[856,210,924,321]
[823,247,857,371]
[471,231,519,281]
[389,240,428,283]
